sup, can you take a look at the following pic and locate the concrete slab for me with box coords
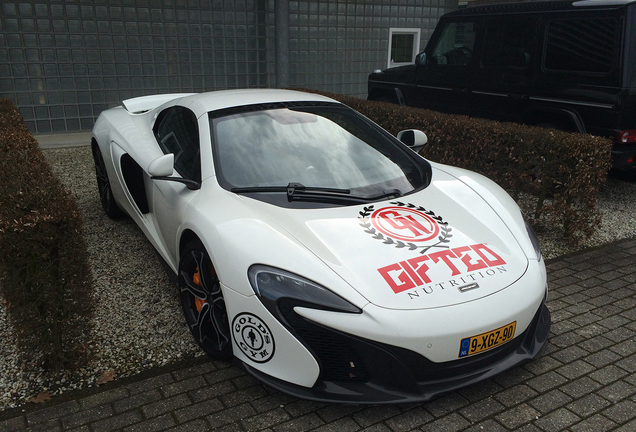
[34,132,92,149]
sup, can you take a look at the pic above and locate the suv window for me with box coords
[483,17,537,69]
[154,106,201,181]
[544,18,617,74]
[430,21,477,66]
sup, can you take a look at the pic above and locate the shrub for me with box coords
[0,99,94,370]
[304,90,612,244]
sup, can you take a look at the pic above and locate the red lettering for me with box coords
[377,263,416,294]
[471,243,507,266]
[429,250,461,276]
[407,255,432,284]
[378,243,508,295]
[400,261,423,285]
[382,211,434,237]
[452,246,488,272]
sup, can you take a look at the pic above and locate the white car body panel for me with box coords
[223,286,320,387]
[239,171,528,311]
[122,93,197,114]
[185,188,370,308]
[296,259,546,363]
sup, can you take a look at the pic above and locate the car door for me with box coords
[471,16,539,123]
[151,105,202,261]
[413,19,479,115]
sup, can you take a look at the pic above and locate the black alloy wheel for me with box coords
[91,143,125,218]
[179,240,232,360]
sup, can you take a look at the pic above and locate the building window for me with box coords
[388,28,421,69]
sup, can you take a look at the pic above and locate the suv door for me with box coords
[413,19,479,115]
[472,16,539,123]
[538,16,621,135]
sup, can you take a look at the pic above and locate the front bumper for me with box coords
[241,298,551,404]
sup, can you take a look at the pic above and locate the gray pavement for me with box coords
[1,237,635,431]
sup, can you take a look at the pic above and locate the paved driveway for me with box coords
[1,237,635,431]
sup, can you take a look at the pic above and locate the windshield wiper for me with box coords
[231,182,349,195]
[231,182,402,204]
[369,188,403,201]
[231,182,350,201]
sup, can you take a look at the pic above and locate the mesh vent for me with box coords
[278,300,369,382]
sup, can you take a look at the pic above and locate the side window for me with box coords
[483,18,537,69]
[430,21,477,66]
[153,106,201,181]
[544,18,617,74]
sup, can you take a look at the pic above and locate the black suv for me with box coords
[368,0,636,172]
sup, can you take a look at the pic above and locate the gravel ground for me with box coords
[0,146,201,411]
[0,145,635,411]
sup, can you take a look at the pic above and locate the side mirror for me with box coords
[397,129,428,153]
[415,52,426,66]
[149,153,201,190]
[148,153,174,177]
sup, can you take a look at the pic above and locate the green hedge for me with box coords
[308,91,612,244]
[0,99,94,370]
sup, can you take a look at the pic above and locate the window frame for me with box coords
[152,106,201,182]
[388,28,421,69]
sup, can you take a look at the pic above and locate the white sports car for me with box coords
[91,89,550,403]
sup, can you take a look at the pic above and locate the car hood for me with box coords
[240,169,529,311]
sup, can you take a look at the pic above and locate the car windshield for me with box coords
[210,103,428,199]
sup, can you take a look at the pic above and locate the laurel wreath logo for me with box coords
[358,201,452,254]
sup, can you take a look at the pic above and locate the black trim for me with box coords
[151,175,201,190]
[240,299,551,404]
[120,154,150,214]
[208,100,341,120]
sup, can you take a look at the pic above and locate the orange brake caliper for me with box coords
[193,267,205,312]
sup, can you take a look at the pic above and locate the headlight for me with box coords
[525,221,542,261]
[248,265,361,321]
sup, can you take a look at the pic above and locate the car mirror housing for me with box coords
[148,153,175,177]
[149,153,201,190]
[415,52,426,66]
[397,129,428,152]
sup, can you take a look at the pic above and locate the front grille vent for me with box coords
[278,300,370,382]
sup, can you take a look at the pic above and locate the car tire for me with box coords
[91,143,125,219]
[178,239,233,361]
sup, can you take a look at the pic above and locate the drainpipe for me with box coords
[275,0,289,88]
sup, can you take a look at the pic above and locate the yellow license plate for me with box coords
[458,321,516,358]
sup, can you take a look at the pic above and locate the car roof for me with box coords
[444,0,635,17]
[180,89,339,118]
